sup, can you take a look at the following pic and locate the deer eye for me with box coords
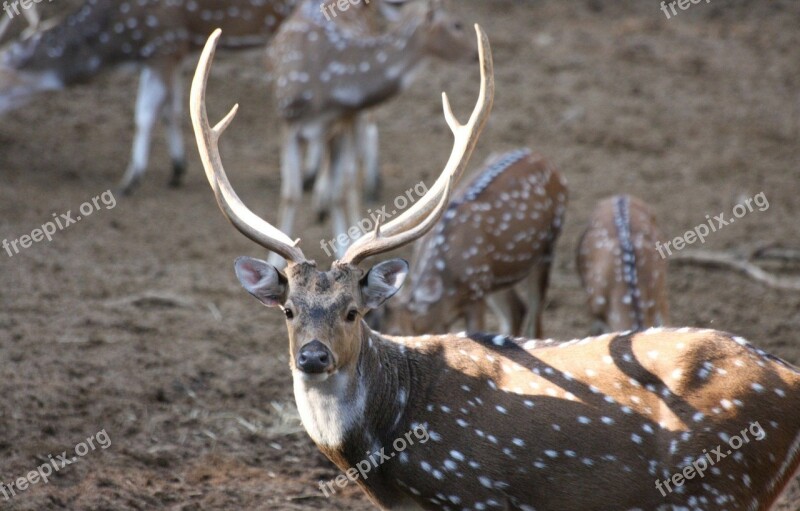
[346,309,358,322]
[283,308,294,320]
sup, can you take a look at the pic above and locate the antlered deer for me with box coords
[577,194,669,334]
[0,0,306,194]
[266,0,476,262]
[192,28,800,511]
[375,148,567,338]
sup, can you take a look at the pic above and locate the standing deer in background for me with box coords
[0,0,304,194]
[577,194,669,334]
[374,148,567,338]
[267,0,476,263]
[192,29,800,511]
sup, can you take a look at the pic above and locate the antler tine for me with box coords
[341,24,494,265]
[345,173,457,264]
[190,29,306,264]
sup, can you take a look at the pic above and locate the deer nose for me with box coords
[297,340,333,374]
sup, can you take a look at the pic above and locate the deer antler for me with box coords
[190,29,306,264]
[339,24,495,266]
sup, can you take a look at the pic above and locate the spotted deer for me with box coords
[266,0,476,264]
[372,148,567,339]
[0,0,307,194]
[193,28,800,511]
[577,194,669,334]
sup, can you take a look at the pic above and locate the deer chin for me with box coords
[295,368,337,383]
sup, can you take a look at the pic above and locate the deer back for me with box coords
[267,0,474,122]
[577,194,669,333]
[1,0,297,85]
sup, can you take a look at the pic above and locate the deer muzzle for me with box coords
[297,340,334,375]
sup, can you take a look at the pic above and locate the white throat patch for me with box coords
[293,370,366,448]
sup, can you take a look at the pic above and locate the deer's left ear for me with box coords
[361,259,409,309]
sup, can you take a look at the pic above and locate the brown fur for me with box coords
[577,194,669,333]
[381,149,567,338]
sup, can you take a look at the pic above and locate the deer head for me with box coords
[234,257,411,382]
[190,24,492,384]
[417,0,477,63]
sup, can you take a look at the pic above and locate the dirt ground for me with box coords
[1,0,799,509]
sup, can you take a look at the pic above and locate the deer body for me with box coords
[267,0,476,263]
[302,324,800,510]
[0,0,299,193]
[379,148,567,338]
[577,194,669,334]
[190,28,800,511]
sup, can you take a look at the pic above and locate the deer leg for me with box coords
[487,288,526,336]
[272,124,303,266]
[0,15,11,42]
[343,123,362,234]
[20,5,40,38]
[357,114,381,202]
[521,259,552,339]
[326,128,357,257]
[655,292,670,327]
[311,129,333,222]
[119,65,170,195]
[464,301,486,334]
[303,132,324,192]
[165,63,187,188]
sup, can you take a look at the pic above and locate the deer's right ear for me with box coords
[234,257,287,307]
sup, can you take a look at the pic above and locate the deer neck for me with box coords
[293,325,416,461]
[378,14,431,91]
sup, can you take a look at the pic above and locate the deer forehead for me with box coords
[285,264,362,308]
